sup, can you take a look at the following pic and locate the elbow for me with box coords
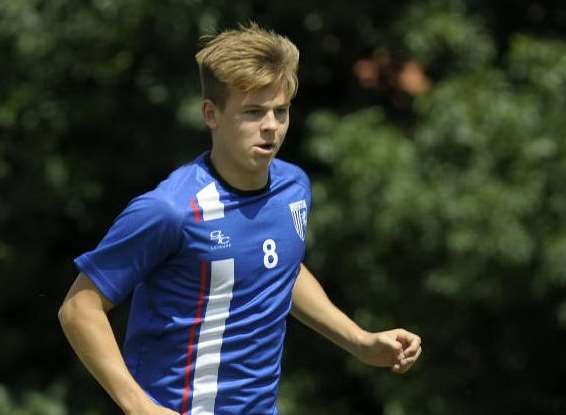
[58,302,70,328]
[58,299,78,330]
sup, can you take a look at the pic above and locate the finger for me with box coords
[399,346,422,372]
[391,363,402,374]
[403,335,422,358]
[395,329,419,348]
[392,361,410,375]
[381,334,406,362]
[394,341,406,362]
[410,346,422,362]
[394,329,410,346]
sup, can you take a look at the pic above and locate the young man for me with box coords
[59,24,422,415]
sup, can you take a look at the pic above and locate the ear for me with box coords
[202,99,219,130]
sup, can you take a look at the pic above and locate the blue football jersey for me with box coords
[74,152,311,414]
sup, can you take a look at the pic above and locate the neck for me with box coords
[209,148,269,192]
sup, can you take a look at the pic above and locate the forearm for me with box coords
[291,264,367,355]
[291,264,422,373]
[59,301,149,414]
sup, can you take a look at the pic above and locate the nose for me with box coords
[260,110,278,132]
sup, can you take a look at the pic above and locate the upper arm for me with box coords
[292,263,323,300]
[72,193,184,305]
[61,272,115,315]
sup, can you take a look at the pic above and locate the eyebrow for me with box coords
[242,103,291,110]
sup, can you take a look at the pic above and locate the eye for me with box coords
[275,107,289,119]
[244,109,262,117]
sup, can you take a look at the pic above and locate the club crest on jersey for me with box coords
[289,200,308,241]
[210,230,231,250]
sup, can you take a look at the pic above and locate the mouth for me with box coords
[252,143,276,155]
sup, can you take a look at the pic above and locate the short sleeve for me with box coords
[297,168,312,261]
[298,168,312,218]
[74,193,184,305]
[304,174,312,216]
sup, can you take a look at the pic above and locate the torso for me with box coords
[123,153,311,414]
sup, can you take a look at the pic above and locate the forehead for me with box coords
[227,84,290,108]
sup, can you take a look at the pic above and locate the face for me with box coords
[203,84,291,183]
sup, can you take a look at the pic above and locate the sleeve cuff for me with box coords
[73,255,124,305]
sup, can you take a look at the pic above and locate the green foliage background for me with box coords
[1,0,566,413]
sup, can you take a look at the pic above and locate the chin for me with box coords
[245,154,273,171]
[252,156,273,168]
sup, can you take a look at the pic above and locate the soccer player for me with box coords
[59,23,422,415]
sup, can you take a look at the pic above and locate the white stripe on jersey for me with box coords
[191,258,235,414]
[196,182,224,221]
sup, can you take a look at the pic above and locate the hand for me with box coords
[353,328,422,374]
[124,400,179,415]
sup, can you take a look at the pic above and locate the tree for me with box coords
[2,0,566,413]
[298,9,566,414]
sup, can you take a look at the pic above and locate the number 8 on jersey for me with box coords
[263,239,278,269]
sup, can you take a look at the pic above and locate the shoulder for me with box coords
[271,158,311,192]
[122,157,209,228]
[125,190,185,232]
[157,154,209,195]
[145,152,211,208]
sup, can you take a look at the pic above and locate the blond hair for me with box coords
[195,23,299,108]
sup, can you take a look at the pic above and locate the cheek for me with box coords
[239,123,259,140]
[278,122,290,139]
[227,118,251,135]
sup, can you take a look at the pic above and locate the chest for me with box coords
[182,194,307,280]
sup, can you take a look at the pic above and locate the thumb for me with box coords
[379,334,405,361]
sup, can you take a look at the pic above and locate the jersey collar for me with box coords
[204,152,271,196]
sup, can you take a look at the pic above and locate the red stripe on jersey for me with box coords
[181,261,209,415]
[190,198,201,224]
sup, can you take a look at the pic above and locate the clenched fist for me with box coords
[353,328,422,374]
